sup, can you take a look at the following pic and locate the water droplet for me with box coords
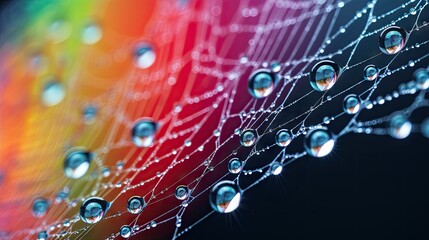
[270,162,283,175]
[82,22,102,45]
[304,127,335,157]
[387,112,412,139]
[213,129,220,137]
[228,158,243,174]
[64,148,93,179]
[247,69,278,98]
[120,225,132,238]
[239,129,258,147]
[379,26,408,55]
[131,119,157,147]
[37,231,48,240]
[275,129,292,147]
[363,65,379,81]
[32,198,50,218]
[343,94,361,114]
[175,185,189,200]
[150,221,157,228]
[134,43,156,69]
[83,105,97,124]
[421,118,429,139]
[55,187,70,203]
[270,61,281,72]
[309,60,340,91]
[209,180,241,213]
[414,68,429,90]
[102,167,111,177]
[127,196,146,214]
[42,81,65,106]
[176,218,182,227]
[79,197,111,224]
[47,20,72,43]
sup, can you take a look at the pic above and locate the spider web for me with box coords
[0,0,429,239]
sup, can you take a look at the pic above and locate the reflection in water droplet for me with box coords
[131,119,157,147]
[80,197,111,224]
[304,127,335,157]
[64,148,93,179]
[309,60,340,92]
[32,198,50,218]
[379,26,407,55]
[42,81,65,106]
[209,180,241,213]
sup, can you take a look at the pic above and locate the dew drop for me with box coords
[343,94,361,114]
[247,69,278,98]
[387,112,412,139]
[134,43,156,69]
[270,162,283,175]
[175,185,189,200]
[32,198,50,218]
[150,221,157,228]
[363,64,379,81]
[82,22,102,45]
[131,119,157,147]
[42,80,65,106]
[275,129,292,147]
[83,105,97,124]
[127,196,146,214]
[80,197,111,224]
[413,68,429,90]
[379,26,408,55]
[64,148,93,179]
[304,127,335,157]
[47,20,72,43]
[239,129,258,147]
[309,60,340,91]
[209,180,241,213]
[120,225,132,238]
[228,158,243,174]
[37,231,48,240]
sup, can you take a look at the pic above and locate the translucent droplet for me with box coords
[270,61,281,72]
[120,225,132,238]
[343,94,361,114]
[47,20,72,43]
[102,167,111,177]
[134,43,156,69]
[304,127,335,157]
[270,162,283,175]
[131,119,157,147]
[32,198,50,218]
[175,185,189,200]
[379,26,408,55]
[209,180,241,213]
[275,129,292,147]
[82,23,102,45]
[413,68,429,90]
[55,187,70,203]
[150,221,157,228]
[37,231,48,240]
[363,65,379,81]
[421,118,429,139]
[247,69,278,98]
[64,148,93,179]
[309,60,340,91]
[127,196,146,214]
[83,105,97,124]
[42,81,65,106]
[79,197,111,224]
[387,112,412,139]
[239,129,258,147]
[176,218,182,227]
[228,158,243,174]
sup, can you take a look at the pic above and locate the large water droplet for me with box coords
[42,81,65,106]
[64,148,93,179]
[82,22,102,45]
[175,185,189,200]
[343,94,361,114]
[309,60,340,91]
[37,231,48,240]
[120,225,132,238]
[79,197,111,224]
[247,69,278,98]
[363,65,379,81]
[304,127,335,157]
[379,26,408,55]
[228,158,243,174]
[209,180,241,213]
[275,129,292,147]
[387,112,412,139]
[32,198,50,218]
[134,43,156,69]
[413,68,429,90]
[127,196,146,214]
[270,162,283,175]
[132,119,157,147]
[239,129,258,147]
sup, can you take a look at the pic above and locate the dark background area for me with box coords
[1,0,428,239]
